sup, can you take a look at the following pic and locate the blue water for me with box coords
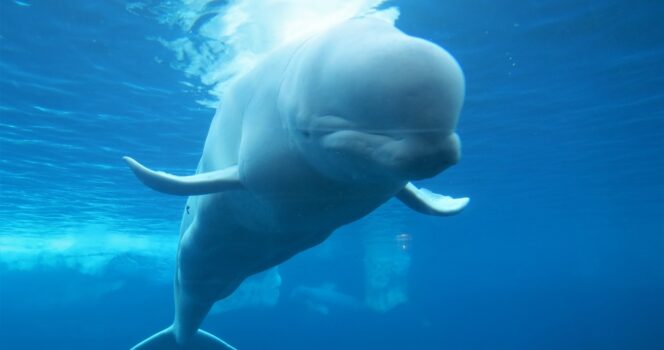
[1,1,663,349]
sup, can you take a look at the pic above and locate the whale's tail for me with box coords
[132,327,236,350]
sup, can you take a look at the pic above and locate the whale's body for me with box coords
[127,18,468,349]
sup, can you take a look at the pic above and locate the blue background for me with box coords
[1,0,663,349]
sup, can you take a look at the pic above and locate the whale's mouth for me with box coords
[304,116,397,158]
[320,129,396,157]
[295,115,459,181]
[317,127,459,181]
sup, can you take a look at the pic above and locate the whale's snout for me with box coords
[374,132,461,181]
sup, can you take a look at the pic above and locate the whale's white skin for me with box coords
[291,283,364,315]
[126,18,468,349]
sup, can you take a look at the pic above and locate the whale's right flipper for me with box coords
[131,327,236,350]
[123,156,243,196]
[397,182,469,216]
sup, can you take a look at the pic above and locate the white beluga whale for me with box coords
[125,18,468,349]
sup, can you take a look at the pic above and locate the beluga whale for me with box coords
[125,18,469,349]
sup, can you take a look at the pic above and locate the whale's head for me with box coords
[281,20,465,184]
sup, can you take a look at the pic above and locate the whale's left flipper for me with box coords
[123,156,242,196]
[397,182,469,216]
[131,327,236,350]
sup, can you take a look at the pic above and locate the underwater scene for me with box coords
[0,0,662,349]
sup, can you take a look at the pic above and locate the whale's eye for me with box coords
[301,130,311,139]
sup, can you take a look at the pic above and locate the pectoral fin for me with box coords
[123,156,242,196]
[396,182,469,216]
